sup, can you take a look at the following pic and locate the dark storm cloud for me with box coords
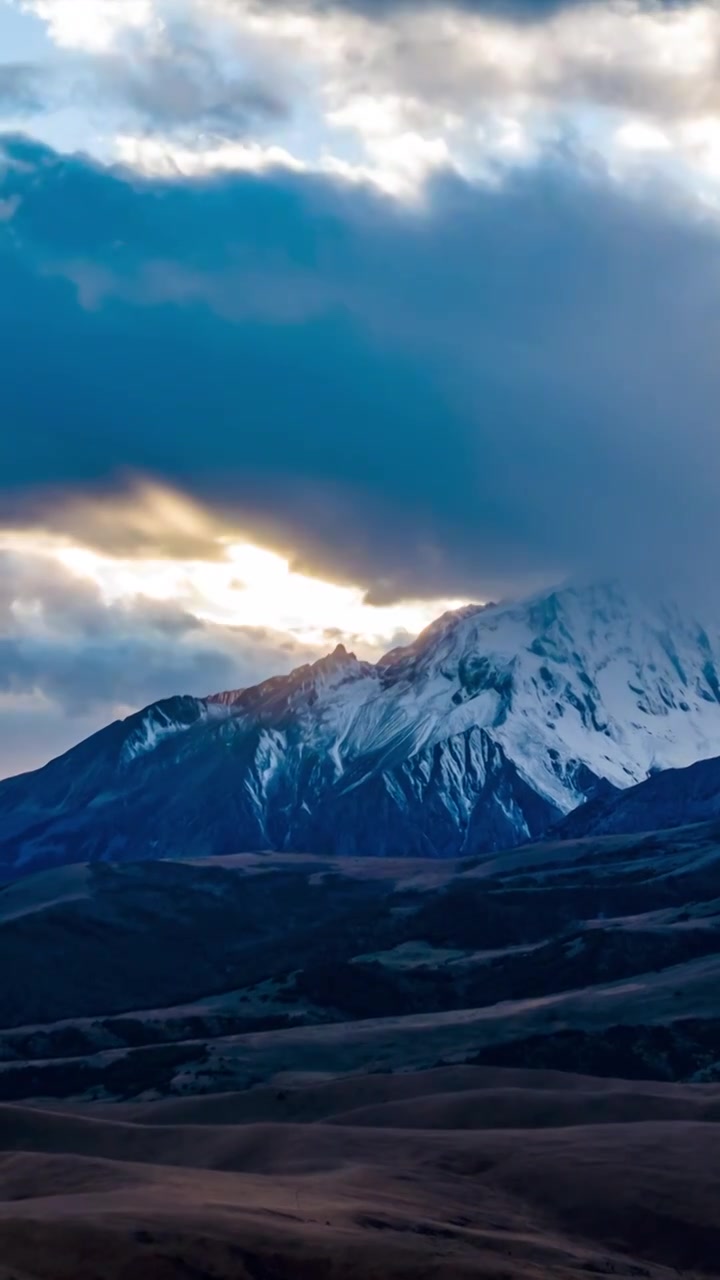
[2,133,720,602]
[252,0,695,18]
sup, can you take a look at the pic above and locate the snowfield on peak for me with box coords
[2,582,720,873]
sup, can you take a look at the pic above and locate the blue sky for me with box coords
[2,0,720,774]
[0,3,48,54]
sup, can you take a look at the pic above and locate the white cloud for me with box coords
[115,133,306,177]
[114,126,450,197]
[20,0,157,51]
[615,120,671,152]
[203,2,720,197]
[10,0,720,203]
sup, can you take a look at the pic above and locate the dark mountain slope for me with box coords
[556,753,720,839]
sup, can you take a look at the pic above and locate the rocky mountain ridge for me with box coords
[2,582,720,872]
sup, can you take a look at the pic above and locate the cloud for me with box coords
[170,2,720,200]
[0,545,318,714]
[14,480,237,561]
[310,1,720,131]
[72,13,292,134]
[249,0,702,20]
[0,194,21,221]
[20,0,156,53]
[1,133,720,605]
[99,35,287,131]
[2,7,289,140]
[0,62,44,112]
[12,0,720,200]
[305,0,697,10]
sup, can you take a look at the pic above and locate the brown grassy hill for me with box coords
[0,1066,719,1279]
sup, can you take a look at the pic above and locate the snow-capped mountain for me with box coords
[2,581,720,874]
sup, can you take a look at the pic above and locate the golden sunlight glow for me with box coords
[1,484,469,654]
[53,540,463,647]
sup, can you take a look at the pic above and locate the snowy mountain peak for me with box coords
[368,580,720,811]
[3,580,720,872]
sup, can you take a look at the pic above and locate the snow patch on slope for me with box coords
[120,699,229,765]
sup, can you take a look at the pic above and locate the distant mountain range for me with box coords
[3,581,720,875]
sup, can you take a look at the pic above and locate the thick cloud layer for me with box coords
[228,0,696,16]
[276,0,696,14]
[1,134,720,603]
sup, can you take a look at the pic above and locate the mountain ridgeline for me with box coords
[4,582,720,875]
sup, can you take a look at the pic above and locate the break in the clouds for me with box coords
[2,0,720,771]
[0,510,431,775]
[0,539,329,775]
